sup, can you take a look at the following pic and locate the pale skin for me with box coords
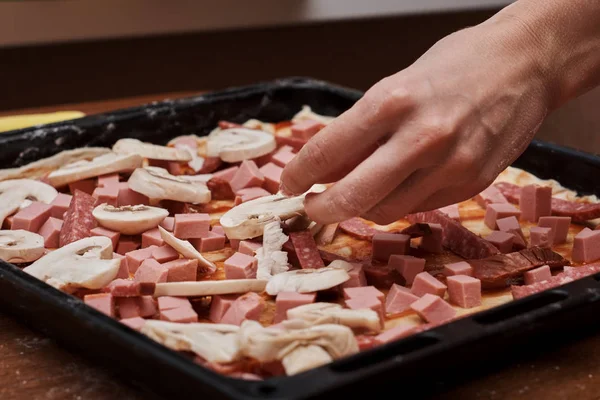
[280,0,600,225]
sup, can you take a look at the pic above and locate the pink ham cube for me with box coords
[12,202,52,232]
[290,120,324,140]
[273,292,316,323]
[159,216,175,231]
[259,162,283,194]
[389,255,425,284]
[372,233,410,262]
[49,193,72,219]
[92,185,119,206]
[211,225,225,236]
[173,213,210,239]
[134,258,169,283]
[224,252,258,279]
[116,236,141,255]
[530,226,553,248]
[343,286,385,302]
[410,294,457,323]
[235,187,271,203]
[410,272,447,298]
[484,203,521,230]
[90,226,120,250]
[438,204,460,221]
[141,228,164,248]
[443,261,473,277]
[230,239,241,251]
[496,216,527,248]
[125,245,158,274]
[485,231,514,253]
[420,223,443,254]
[163,258,198,282]
[104,279,155,297]
[230,160,264,192]
[220,292,264,325]
[117,297,141,319]
[385,284,419,315]
[37,217,63,248]
[374,324,417,345]
[213,166,239,182]
[151,245,179,263]
[345,295,385,324]
[137,295,158,317]
[68,179,96,195]
[271,145,296,167]
[447,275,481,308]
[113,252,129,279]
[572,228,600,263]
[519,184,552,222]
[120,317,146,331]
[193,232,226,252]
[97,173,120,188]
[474,185,508,209]
[117,182,149,206]
[342,263,368,288]
[158,296,192,311]
[238,240,262,256]
[84,293,115,317]
[538,216,571,244]
[524,265,552,285]
[208,294,239,322]
[160,307,198,323]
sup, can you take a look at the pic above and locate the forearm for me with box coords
[487,0,600,110]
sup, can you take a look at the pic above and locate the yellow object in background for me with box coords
[0,111,85,133]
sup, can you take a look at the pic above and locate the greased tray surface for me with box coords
[2,77,600,400]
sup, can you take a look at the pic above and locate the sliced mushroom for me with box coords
[0,179,58,226]
[242,119,276,133]
[113,138,192,162]
[256,220,289,280]
[0,230,45,263]
[265,266,350,296]
[23,236,120,293]
[47,152,143,188]
[158,226,216,274]
[154,279,267,297]
[92,204,168,235]
[282,345,332,376]
[141,320,240,363]
[206,127,276,162]
[286,303,382,333]
[291,105,335,125]
[128,167,211,204]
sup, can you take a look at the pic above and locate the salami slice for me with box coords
[510,265,600,299]
[494,182,521,203]
[59,189,97,247]
[315,223,339,246]
[206,177,235,200]
[197,157,223,174]
[406,210,499,259]
[363,265,405,289]
[289,230,325,269]
[339,218,383,240]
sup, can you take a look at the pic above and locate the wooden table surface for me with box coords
[2,93,600,400]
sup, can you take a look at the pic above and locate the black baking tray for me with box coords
[2,77,600,400]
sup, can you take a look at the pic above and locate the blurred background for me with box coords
[1,0,599,153]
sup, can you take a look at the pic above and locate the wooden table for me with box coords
[2,93,600,400]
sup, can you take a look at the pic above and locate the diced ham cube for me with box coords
[12,202,52,232]
[162,258,198,282]
[315,223,339,246]
[524,265,551,285]
[259,162,283,194]
[160,306,198,323]
[159,216,175,231]
[530,226,553,248]
[158,296,192,310]
[496,216,527,249]
[84,293,115,317]
[212,225,225,236]
[572,228,600,263]
[438,204,460,221]
[385,284,419,315]
[474,185,508,209]
[388,255,425,285]
[374,324,417,345]
[90,226,120,250]
[113,252,129,279]
[136,295,157,317]
[342,263,368,288]
[213,166,239,182]
[117,297,141,319]
[104,279,155,297]
[345,295,385,324]
[173,213,211,239]
[235,187,271,203]
[68,179,96,195]
[2,216,13,230]
[238,240,262,256]
[273,292,316,323]
[116,236,141,255]
[134,258,169,283]
[410,294,457,323]
[372,233,410,262]
[49,193,72,219]
[191,232,226,252]
[141,228,164,248]
[271,146,296,167]
[230,239,241,251]
[484,231,514,253]
[151,245,179,263]
[538,216,571,244]
[208,294,239,322]
[420,223,443,253]
[120,317,146,331]
[125,245,158,274]
[220,292,264,325]
[343,286,385,302]
[410,272,447,298]
[519,184,552,222]
[447,275,481,308]
[290,120,324,140]
[92,185,119,206]
[224,252,258,279]
[484,203,521,230]
[97,173,120,188]
[443,261,473,277]
[117,182,149,206]
[230,160,264,192]
[38,217,63,248]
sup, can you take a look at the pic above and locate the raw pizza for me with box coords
[1,105,600,381]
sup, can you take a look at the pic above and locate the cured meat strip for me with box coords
[339,218,383,240]
[468,247,569,289]
[197,157,223,174]
[495,181,600,222]
[59,189,98,247]
[406,210,499,259]
[206,177,235,200]
[511,264,600,299]
[289,230,325,269]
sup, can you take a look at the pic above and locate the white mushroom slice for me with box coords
[242,119,276,133]
[141,320,240,363]
[206,127,276,162]
[0,230,45,263]
[256,220,289,280]
[282,345,333,376]
[291,105,335,125]
[92,204,168,235]
[47,152,143,188]
[158,227,216,274]
[113,138,192,162]
[128,167,211,204]
[287,303,382,333]
[0,179,59,226]
[184,174,213,184]
[265,266,350,296]
[23,236,119,293]
[154,280,267,297]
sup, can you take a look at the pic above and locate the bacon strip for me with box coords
[59,189,97,247]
